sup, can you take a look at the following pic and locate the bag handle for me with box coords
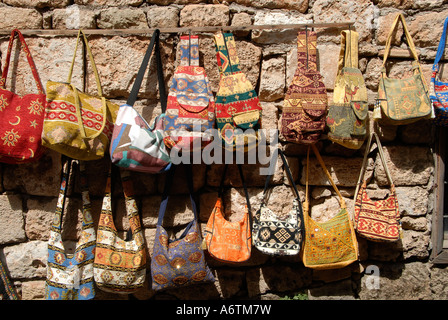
[354,132,394,198]
[127,29,167,113]
[157,164,199,227]
[383,13,419,66]
[261,148,301,204]
[214,32,242,77]
[0,29,44,93]
[179,33,199,67]
[337,29,359,73]
[304,145,346,215]
[433,16,448,73]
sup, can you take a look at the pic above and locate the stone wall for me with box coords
[0,0,447,300]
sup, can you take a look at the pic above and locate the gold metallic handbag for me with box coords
[301,144,358,270]
[373,13,433,125]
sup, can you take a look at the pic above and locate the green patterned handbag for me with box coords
[373,13,433,125]
[327,30,368,149]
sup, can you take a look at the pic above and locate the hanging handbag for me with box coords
[93,168,146,294]
[430,16,448,126]
[0,258,19,300]
[45,158,96,300]
[301,144,358,270]
[214,32,262,152]
[163,34,215,152]
[280,30,328,144]
[353,132,402,242]
[252,148,304,256]
[151,164,215,291]
[373,13,434,125]
[42,29,119,160]
[204,164,252,263]
[0,29,46,164]
[327,29,368,149]
[110,29,171,173]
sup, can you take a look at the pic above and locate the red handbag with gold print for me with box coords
[0,29,46,164]
[354,132,402,242]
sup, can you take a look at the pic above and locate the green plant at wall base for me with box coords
[279,291,308,300]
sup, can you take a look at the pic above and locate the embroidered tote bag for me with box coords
[301,144,358,270]
[110,29,171,173]
[43,29,119,160]
[430,16,448,126]
[0,258,19,300]
[353,133,402,242]
[204,164,252,263]
[0,29,46,164]
[151,165,214,291]
[252,148,304,256]
[373,13,433,125]
[327,30,368,149]
[45,159,96,300]
[280,30,328,144]
[214,32,262,152]
[93,169,146,294]
[163,35,215,152]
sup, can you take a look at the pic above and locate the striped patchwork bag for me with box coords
[93,169,146,294]
[213,32,262,151]
[163,35,215,152]
[43,30,119,160]
[280,30,328,144]
[353,133,402,242]
[45,159,96,300]
[110,29,171,173]
[430,16,448,126]
[151,165,214,291]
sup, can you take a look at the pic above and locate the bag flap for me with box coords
[177,94,210,113]
[233,110,260,129]
[302,102,327,119]
[350,101,368,120]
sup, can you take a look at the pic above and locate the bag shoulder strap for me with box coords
[127,29,167,112]
[433,16,448,72]
[383,13,419,67]
[337,29,359,73]
[305,145,346,215]
[214,32,241,76]
[296,29,318,72]
[354,132,394,198]
[157,164,199,226]
[67,30,102,96]
[179,34,199,67]
[0,29,44,93]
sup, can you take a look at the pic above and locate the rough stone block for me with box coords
[52,6,97,29]
[0,194,26,245]
[21,280,46,300]
[227,0,309,12]
[0,7,42,29]
[74,0,143,6]
[97,8,148,29]
[3,0,70,7]
[146,6,179,28]
[25,197,58,241]
[3,241,48,279]
[180,4,229,27]
[259,56,285,102]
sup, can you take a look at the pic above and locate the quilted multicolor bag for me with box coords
[373,13,434,125]
[354,132,402,242]
[0,29,46,164]
[430,16,448,126]
[110,29,171,173]
[93,169,146,294]
[280,30,328,144]
[214,32,262,151]
[43,29,119,160]
[301,144,358,270]
[45,158,96,300]
[163,35,215,152]
[204,164,252,263]
[252,148,304,256]
[327,30,368,149]
[151,164,215,291]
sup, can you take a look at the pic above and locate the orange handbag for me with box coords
[204,164,252,263]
